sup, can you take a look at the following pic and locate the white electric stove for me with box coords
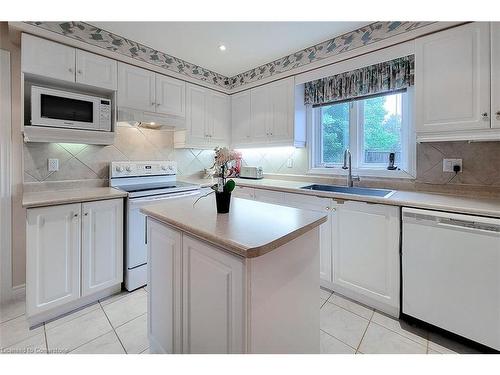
[110,161,200,291]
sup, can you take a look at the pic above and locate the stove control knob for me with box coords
[161,165,167,170]
[168,165,174,171]
[125,166,132,172]
[115,166,124,172]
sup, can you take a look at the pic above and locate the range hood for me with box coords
[117,107,185,130]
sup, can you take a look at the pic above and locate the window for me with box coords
[311,90,414,177]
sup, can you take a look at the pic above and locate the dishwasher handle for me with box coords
[403,210,500,233]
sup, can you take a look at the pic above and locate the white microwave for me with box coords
[31,86,112,132]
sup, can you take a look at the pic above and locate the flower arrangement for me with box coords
[211,147,239,194]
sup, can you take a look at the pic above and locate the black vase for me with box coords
[215,191,231,213]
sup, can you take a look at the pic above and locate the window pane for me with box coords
[362,93,403,165]
[321,103,350,164]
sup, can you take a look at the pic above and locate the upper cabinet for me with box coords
[491,23,500,129]
[174,83,230,149]
[156,74,186,117]
[76,50,117,91]
[117,62,186,124]
[416,22,500,141]
[230,77,306,148]
[118,63,156,112]
[22,34,117,91]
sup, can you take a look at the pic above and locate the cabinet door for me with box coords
[117,63,156,112]
[182,236,245,353]
[269,77,294,141]
[81,199,123,297]
[232,186,255,200]
[333,201,400,315]
[26,203,81,316]
[22,34,75,82]
[147,219,182,354]
[208,91,230,146]
[185,84,209,146]
[415,22,491,133]
[231,91,251,144]
[283,192,334,284]
[155,74,186,117]
[491,23,500,128]
[253,188,285,205]
[250,85,271,142]
[76,50,117,90]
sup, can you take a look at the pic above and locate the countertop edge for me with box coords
[142,208,328,259]
[22,188,128,208]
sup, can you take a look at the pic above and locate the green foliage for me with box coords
[321,95,402,163]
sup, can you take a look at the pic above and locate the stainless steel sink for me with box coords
[300,184,395,198]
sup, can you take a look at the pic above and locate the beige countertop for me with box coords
[180,176,500,218]
[23,187,128,208]
[141,194,327,258]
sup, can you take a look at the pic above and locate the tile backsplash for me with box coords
[24,126,500,192]
[24,124,216,184]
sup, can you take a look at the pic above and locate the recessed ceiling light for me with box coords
[218,44,227,52]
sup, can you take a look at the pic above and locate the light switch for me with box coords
[48,158,59,172]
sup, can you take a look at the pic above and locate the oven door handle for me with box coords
[128,190,200,208]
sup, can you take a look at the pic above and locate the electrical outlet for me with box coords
[443,158,462,173]
[286,158,293,168]
[48,158,59,172]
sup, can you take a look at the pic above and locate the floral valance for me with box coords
[304,55,415,106]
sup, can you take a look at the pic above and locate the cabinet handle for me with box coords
[73,213,79,218]
[325,206,330,211]
[481,112,489,120]
[68,68,73,73]
[77,69,82,74]
[156,103,160,106]
[151,102,156,106]
[84,212,88,216]
[270,132,273,136]
[496,111,500,118]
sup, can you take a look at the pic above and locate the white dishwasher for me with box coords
[402,207,500,350]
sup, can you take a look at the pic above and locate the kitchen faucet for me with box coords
[342,149,360,187]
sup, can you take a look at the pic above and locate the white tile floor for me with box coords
[0,288,149,354]
[0,286,484,354]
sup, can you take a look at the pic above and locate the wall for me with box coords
[0,22,25,292]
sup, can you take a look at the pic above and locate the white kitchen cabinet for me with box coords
[26,203,81,316]
[22,34,76,83]
[491,23,500,128]
[175,83,230,149]
[283,192,335,284]
[332,200,400,316]
[147,219,182,354]
[208,91,230,144]
[75,49,117,90]
[182,235,245,353]
[81,199,123,297]
[26,199,124,324]
[233,77,305,148]
[117,63,156,112]
[231,91,251,144]
[269,77,294,142]
[415,22,497,141]
[155,74,186,117]
[253,188,284,204]
[250,84,272,142]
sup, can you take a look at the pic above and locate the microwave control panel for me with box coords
[99,99,112,131]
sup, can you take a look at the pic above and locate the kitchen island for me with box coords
[141,195,327,354]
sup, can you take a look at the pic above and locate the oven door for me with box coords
[126,190,201,270]
[31,86,101,131]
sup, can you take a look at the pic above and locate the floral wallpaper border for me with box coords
[26,21,434,90]
[26,21,230,88]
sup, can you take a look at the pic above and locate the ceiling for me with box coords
[89,22,370,77]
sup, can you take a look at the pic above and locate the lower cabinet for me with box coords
[332,200,400,316]
[26,203,82,316]
[147,219,244,354]
[26,198,123,321]
[81,199,123,296]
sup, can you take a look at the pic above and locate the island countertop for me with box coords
[141,194,327,258]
